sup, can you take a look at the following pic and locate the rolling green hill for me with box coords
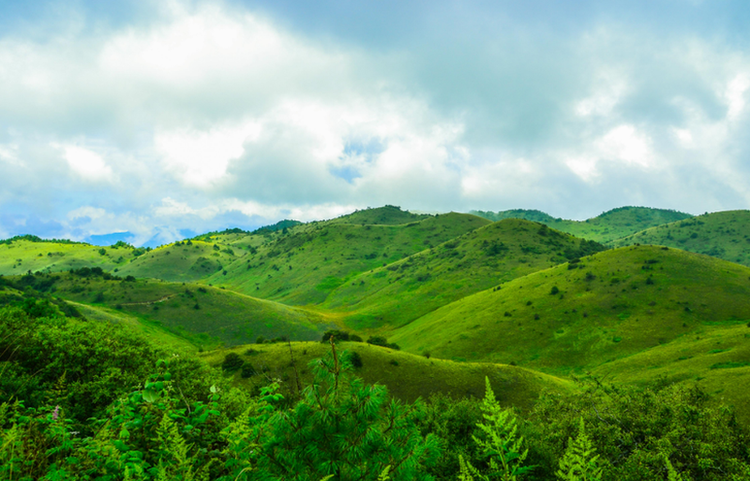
[612,210,750,266]
[115,240,245,282]
[204,211,491,304]
[15,271,336,347]
[0,238,144,275]
[201,340,574,411]
[323,219,606,329]
[389,245,750,370]
[472,206,693,244]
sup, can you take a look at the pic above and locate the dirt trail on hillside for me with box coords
[119,295,174,307]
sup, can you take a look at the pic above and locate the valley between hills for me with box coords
[2,204,750,426]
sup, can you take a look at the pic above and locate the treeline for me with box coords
[1,300,749,480]
[0,234,87,246]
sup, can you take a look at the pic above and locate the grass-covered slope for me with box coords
[25,272,335,347]
[205,212,492,305]
[472,206,693,244]
[323,219,606,329]
[612,210,750,266]
[115,240,244,282]
[0,239,142,275]
[201,341,574,411]
[390,245,750,372]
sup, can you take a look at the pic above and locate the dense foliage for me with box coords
[2,297,750,480]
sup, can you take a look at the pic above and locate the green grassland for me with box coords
[115,240,245,282]
[323,219,605,329]
[203,211,491,304]
[0,239,141,275]
[613,209,750,266]
[473,206,693,244]
[200,340,574,411]
[22,272,336,347]
[65,301,201,353]
[387,244,750,421]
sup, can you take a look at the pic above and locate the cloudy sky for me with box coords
[1,0,749,245]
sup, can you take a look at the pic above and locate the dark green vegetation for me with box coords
[4,204,750,480]
[473,206,693,244]
[2,301,749,480]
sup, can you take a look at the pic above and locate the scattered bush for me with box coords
[240,363,257,378]
[222,352,245,371]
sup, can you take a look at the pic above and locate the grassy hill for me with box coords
[389,245,750,370]
[204,212,491,305]
[17,271,336,347]
[200,340,574,411]
[323,219,606,329]
[0,238,143,275]
[612,210,750,267]
[472,206,693,244]
[115,240,245,282]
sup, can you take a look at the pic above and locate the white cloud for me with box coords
[0,143,20,165]
[2,1,750,242]
[725,74,750,121]
[155,121,261,187]
[59,144,114,182]
[67,206,107,220]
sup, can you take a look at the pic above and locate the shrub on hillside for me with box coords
[240,363,257,378]
[321,329,350,343]
[222,352,244,372]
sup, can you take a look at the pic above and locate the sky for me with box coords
[1,0,749,246]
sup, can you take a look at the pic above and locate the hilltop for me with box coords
[612,210,750,267]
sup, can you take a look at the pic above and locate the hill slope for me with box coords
[0,239,144,275]
[612,210,750,267]
[323,219,606,329]
[201,340,574,411]
[115,240,245,282]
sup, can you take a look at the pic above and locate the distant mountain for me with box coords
[612,210,750,267]
[472,206,693,244]
[470,209,558,224]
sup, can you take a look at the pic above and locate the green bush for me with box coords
[240,363,257,378]
[222,352,244,372]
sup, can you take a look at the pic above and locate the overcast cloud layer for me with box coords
[1,0,749,245]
